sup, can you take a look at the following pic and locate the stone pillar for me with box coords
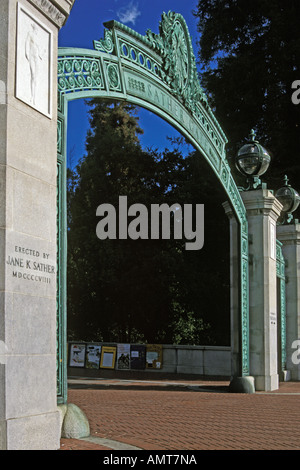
[241,189,282,391]
[0,0,74,450]
[277,223,300,380]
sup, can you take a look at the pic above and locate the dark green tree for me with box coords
[67,100,181,343]
[67,100,230,345]
[194,0,300,198]
[163,146,230,346]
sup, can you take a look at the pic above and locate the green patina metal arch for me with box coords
[276,240,287,374]
[56,12,250,404]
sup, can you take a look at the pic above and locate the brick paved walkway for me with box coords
[60,376,300,451]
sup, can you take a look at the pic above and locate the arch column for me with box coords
[0,0,74,450]
[224,189,283,391]
[241,189,282,391]
[277,223,300,380]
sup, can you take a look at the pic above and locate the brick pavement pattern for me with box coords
[59,378,300,450]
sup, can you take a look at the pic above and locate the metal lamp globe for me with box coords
[235,129,271,190]
[276,175,300,224]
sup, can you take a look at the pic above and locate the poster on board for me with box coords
[146,344,163,369]
[130,344,146,370]
[117,343,130,370]
[100,346,117,369]
[85,344,101,369]
[69,343,86,367]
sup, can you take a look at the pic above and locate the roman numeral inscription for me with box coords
[6,245,55,285]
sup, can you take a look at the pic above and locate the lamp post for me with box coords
[235,131,283,391]
[276,175,300,224]
[235,129,271,190]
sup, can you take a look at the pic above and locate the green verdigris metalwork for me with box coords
[56,12,251,403]
[276,240,287,372]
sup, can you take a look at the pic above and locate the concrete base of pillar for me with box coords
[229,376,255,394]
[0,411,60,450]
[279,370,290,382]
[254,374,279,391]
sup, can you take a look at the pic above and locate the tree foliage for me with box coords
[194,0,300,197]
[67,100,230,346]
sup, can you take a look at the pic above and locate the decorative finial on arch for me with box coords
[249,129,256,141]
[146,11,208,110]
[94,29,114,53]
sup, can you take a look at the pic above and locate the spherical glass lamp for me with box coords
[276,175,300,224]
[235,130,271,190]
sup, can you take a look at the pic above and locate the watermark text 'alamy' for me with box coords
[96,196,204,251]
[292,80,300,104]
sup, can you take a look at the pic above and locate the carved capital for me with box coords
[241,189,283,222]
[222,201,235,221]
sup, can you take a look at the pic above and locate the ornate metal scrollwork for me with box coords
[94,29,114,54]
[58,57,103,92]
[145,12,207,112]
[106,63,120,89]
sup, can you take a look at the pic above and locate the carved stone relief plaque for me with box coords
[16,3,53,118]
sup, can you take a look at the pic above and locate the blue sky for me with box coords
[58,0,200,167]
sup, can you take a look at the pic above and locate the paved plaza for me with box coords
[60,374,300,451]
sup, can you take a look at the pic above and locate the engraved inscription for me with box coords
[125,70,221,169]
[27,0,66,28]
[6,245,56,285]
[127,77,145,93]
